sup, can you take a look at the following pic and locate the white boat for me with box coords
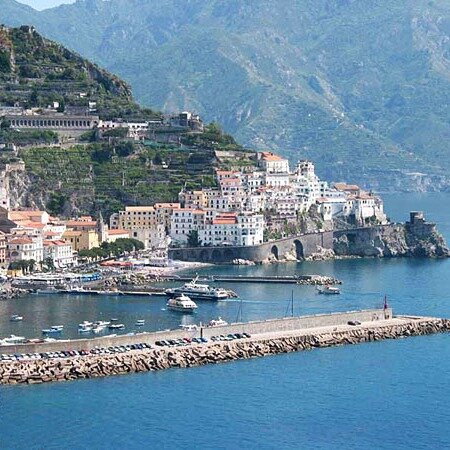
[317,285,341,295]
[34,287,60,295]
[108,323,125,330]
[208,317,228,327]
[93,320,110,327]
[78,326,92,333]
[180,324,198,331]
[167,294,198,312]
[1,335,26,345]
[10,315,23,322]
[135,319,145,326]
[42,328,62,335]
[51,325,64,331]
[166,276,231,301]
[78,321,93,328]
[92,325,106,334]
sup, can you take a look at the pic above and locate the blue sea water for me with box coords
[1,193,449,449]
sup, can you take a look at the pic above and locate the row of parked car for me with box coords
[1,333,254,362]
[155,332,252,347]
[0,343,152,362]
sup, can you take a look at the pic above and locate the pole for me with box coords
[291,289,294,317]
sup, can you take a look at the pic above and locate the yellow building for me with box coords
[63,229,99,251]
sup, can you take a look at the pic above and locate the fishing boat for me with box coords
[166,276,232,301]
[317,285,341,295]
[167,294,198,312]
[10,315,23,322]
[207,317,228,327]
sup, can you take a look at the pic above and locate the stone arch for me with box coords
[294,240,304,259]
[199,250,208,262]
[271,245,279,260]
[211,249,222,262]
[223,248,235,262]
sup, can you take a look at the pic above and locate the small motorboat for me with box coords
[135,319,145,326]
[167,294,198,312]
[317,285,341,295]
[92,325,106,334]
[207,317,228,327]
[42,328,62,335]
[108,323,125,330]
[10,315,23,322]
[78,321,93,328]
[51,325,64,331]
[78,326,92,333]
[93,320,110,327]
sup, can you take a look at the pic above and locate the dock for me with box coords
[161,274,341,285]
[0,308,449,385]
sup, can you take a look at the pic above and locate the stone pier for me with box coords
[0,310,449,385]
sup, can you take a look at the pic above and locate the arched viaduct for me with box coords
[169,231,334,264]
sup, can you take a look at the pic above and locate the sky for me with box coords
[17,0,75,10]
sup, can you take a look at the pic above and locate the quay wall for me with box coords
[1,315,449,385]
[0,309,391,355]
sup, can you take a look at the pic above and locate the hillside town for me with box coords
[0,148,386,275]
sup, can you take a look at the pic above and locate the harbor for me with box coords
[0,308,449,385]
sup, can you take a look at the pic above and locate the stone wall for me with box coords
[1,316,448,385]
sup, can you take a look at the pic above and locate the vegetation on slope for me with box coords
[2,0,449,189]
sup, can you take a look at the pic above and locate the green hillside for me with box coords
[1,0,449,190]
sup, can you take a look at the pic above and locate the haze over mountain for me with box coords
[1,0,450,190]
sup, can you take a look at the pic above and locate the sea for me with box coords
[1,193,449,449]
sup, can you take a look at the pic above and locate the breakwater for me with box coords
[1,312,448,385]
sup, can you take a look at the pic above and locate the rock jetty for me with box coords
[1,317,448,385]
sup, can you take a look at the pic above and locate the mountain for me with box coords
[0,24,159,119]
[1,0,450,191]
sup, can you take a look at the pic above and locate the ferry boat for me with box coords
[166,276,232,301]
[167,295,198,312]
[317,285,341,295]
[10,314,23,322]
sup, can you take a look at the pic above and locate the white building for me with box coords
[43,240,77,268]
[170,208,206,244]
[258,152,290,173]
[7,235,44,263]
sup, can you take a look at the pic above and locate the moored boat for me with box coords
[166,276,233,301]
[135,319,145,326]
[108,323,125,330]
[207,317,228,327]
[167,295,198,312]
[1,335,26,345]
[317,285,340,295]
[10,315,23,322]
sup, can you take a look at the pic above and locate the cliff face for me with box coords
[334,215,449,258]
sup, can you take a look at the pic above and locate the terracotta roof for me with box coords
[334,183,360,192]
[212,218,237,225]
[261,152,285,162]
[63,230,82,237]
[8,238,33,245]
[108,229,130,235]
[66,220,97,227]
[44,239,70,246]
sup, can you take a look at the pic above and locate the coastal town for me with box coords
[0,134,387,275]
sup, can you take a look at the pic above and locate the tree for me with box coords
[187,230,201,247]
[44,257,55,271]
[0,117,11,130]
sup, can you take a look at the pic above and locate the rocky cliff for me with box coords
[334,213,449,258]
